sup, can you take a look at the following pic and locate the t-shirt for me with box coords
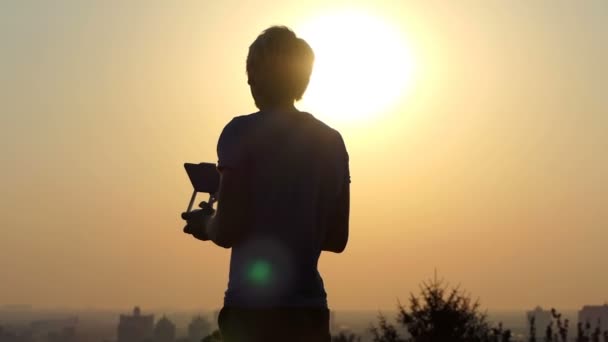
[216,110,350,308]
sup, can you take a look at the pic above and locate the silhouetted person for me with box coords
[182,26,350,342]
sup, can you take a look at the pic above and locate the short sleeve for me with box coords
[333,131,351,191]
[217,117,248,172]
[336,132,350,184]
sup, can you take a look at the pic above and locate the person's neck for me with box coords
[262,102,297,114]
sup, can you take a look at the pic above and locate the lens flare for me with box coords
[247,259,272,286]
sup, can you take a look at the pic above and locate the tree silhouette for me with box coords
[575,319,603,342]
[370,314,406,342]
[588,319,605,342]
[592,324,601,342]
[547,308,569,342]
[545,321,553,342]
[490,322,512,342]
[333,331,362,342]
[577,321,588,342]
[370,277,510,342]
[529,316,537,342]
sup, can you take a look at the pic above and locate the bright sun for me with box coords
[296,10,416,125]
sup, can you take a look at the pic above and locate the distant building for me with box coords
[27,316,78,341]
[330,310,337,334]
[154,316,176,342]
[0,326,14,339]
[117,306,154,342]
[188,316,211,342]
[579,304,608,332]
[212,309,220,326]
[1,324,35,342]
[526,306,552,339]
[46,326,76,342]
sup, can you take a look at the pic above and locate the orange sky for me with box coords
[1,1,607,311]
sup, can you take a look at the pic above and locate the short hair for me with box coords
[246,26,314,103]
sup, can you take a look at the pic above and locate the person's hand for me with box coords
[181,201,215,241]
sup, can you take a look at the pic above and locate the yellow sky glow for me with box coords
[0,1,607,311]
[296,10,417,126]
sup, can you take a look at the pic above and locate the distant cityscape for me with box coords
[526,305,608,341]
[0,306,214,342]
[1,304,607,342]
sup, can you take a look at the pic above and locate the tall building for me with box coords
[46,326,76,342]
[27,317,78,341]
[188,316,211,342]
[579,304,608,332]
[526,306,553,339]
[117,306,154,342]
[154,316,176,342]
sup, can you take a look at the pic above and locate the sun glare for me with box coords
[297,10,416,125]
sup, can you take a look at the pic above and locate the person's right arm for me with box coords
[322,131,350,253]
[322,180,350,253]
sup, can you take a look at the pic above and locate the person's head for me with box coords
[246,26,314,110]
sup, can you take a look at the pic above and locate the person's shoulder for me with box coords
[217,112,261,166]
[300,112,345,144]
[225,111,261,129]
[300,112,341,135]
[219,111,260,138]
